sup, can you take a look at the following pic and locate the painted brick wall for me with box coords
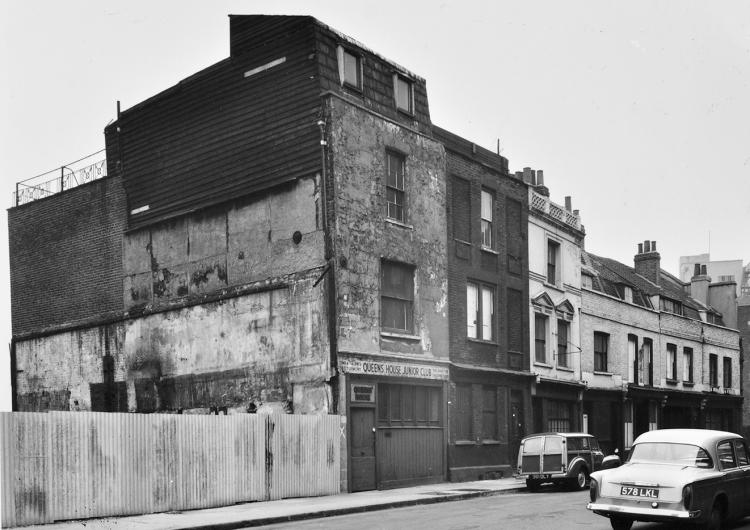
[444,149,529,370]
[9,177,126,336]
[327,97,449,358]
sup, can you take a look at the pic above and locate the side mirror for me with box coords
[602,455,622,470]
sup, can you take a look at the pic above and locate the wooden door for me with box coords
[350,408,376,491]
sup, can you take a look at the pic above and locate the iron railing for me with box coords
[13,150,107,207]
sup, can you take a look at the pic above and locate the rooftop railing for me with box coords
[13,150,107,207]
[529,188,581,230]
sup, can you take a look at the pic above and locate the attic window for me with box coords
[337,46,362,90]
[582,274,593,290]
[660,297,683,316]
[394,74,413,114]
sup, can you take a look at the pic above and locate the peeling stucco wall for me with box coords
[15,271,331,413]
[327,98,448,358]
[123,177,325,311]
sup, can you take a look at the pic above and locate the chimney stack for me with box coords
[564,196,572,212]
[634,240,661,286]
[536,170,544,187]
[523,167,534,185]
[691,262,712,305]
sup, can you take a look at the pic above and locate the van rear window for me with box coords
[523,437,543,452]
[544,436,563,453]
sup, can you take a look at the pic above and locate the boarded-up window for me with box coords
[452,177,470,242]
[482,386,498,440]
[379,383,441,427]
[455,384,473,441]
[506,198,522,275]
[381,260,414,332]
[507,288,523,352]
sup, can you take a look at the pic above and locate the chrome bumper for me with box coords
[587,502,701,520]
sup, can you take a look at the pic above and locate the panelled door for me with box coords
[350,407,376,491]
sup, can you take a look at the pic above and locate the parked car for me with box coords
[516,432,605,491]
[587,428,750,530]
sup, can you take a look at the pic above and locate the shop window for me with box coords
[379,383,441,427]
[381,260,414,332]
[547,401,572,432]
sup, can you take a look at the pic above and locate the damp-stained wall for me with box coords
[326,97,448,358]
[123,176,325,311]
[15,271,331,414]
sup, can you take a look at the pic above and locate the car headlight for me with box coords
[589,477,598,502]
[682,485,693,510]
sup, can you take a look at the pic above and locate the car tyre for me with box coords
[609,517,633,530]
[526,478,541,492]
[569,467,588,490]
[700,501,722,530]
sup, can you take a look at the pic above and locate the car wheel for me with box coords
[569,467,588,490]
[701,501,723,530]
[526,478,540,492]
[609,517,633,530]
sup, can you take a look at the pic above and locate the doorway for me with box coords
[350,407,376,491]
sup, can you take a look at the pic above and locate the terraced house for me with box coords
[580,241,742,455]
[8,14,532,492]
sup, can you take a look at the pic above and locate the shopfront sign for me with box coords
[339,357,449,380]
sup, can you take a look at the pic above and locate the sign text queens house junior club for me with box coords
[338,357,449,381]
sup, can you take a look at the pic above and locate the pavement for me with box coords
[14,477,527,530]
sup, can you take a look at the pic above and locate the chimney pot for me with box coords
[573,209,579,216]
[645,241,651,253]
[694,263,701,277]
[651,241,657,251]
[536,170,544,187]
[565,196,572,212]
[523,167,533,185]
[701,264,707,275]
[638,243,643,254]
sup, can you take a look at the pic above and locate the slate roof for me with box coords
[581,250,723,324]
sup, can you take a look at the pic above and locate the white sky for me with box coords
[1,0,749,411]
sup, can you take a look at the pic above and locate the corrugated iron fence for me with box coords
[1,412,342,528]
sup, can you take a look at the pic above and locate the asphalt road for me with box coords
[255,485,750,530]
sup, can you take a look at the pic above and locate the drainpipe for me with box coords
[318,114,339,413]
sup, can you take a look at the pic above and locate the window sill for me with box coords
[534,361,552,368]
[480,246,498,255]
[381,331,421,341]
[468,338,498,346]
[396,107,415,118]
[342,82,363,95]
[665,379,679,386]
[682,381,695,387]
[481,440,500,445]
[455,440,475,446]
[556,365,574,372]
[593,371,613,377]
[543,281,564,292]
[385,218,413,230]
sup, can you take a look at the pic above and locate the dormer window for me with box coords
[660,297,683,316]
[394,74,413,113]
[337,46,362,90]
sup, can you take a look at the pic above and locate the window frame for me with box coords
[666,343,677,381]
[467,280,496,342]
[683,347,694,383]
[385,150,406,223]
[546,238,561,286]
[723,357,732,388]
[709,353,718,387]
[480,188,494,250]
[455,384,473,441]
[380,260,415,333]
[481,386,498,442]
[556,319,569,368]
[534,313,548,363]
[337,45,362,90]
[594,331,609,372]
[393,73,414,114]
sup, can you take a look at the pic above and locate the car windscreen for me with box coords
[628,442,713,468]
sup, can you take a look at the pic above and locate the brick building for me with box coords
[8,15,533,491]
[523,169,586,434]
[581,241,742,455]
[436,127,531,481]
